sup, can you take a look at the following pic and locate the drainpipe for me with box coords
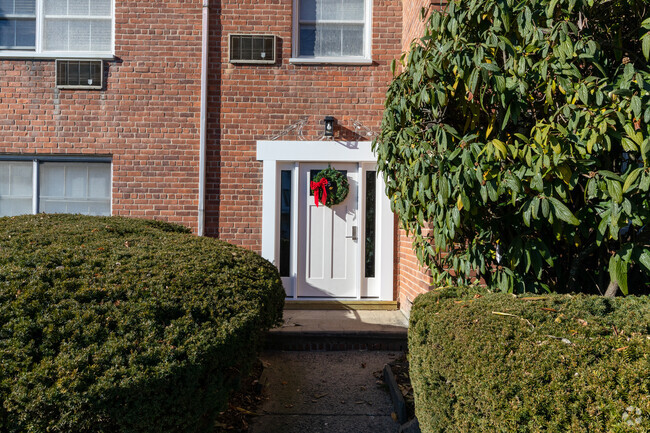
[198,0,209,236]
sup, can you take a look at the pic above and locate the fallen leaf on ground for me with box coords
[391,412,398,421]
[313,393,328,399]
[234,406,257,416]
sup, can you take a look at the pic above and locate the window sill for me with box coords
[0,52,115,60]
[289,57,373,65]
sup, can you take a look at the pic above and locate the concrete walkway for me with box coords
[250,351,401,433]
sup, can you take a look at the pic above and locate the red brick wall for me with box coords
[395,0,448,314]
[206,0,403,251]
[0,0,203,231]
[402,0,446,51]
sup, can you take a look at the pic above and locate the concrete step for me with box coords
[265,310,409,351]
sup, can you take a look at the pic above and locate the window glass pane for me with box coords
[0,18,35,49]
[319,0,363,21]
[15,0,35,14]
[65,166,88,198]
[279,170,292,277]
[16,18,35,47]
[44,0,67,15]
[0,19,14,47]
[40,164,65,197]
[341,26,363,56]
[40,200,66,214]
[69,0,90,16]
[315,24,342,57]
[43,19,68,51]
[342,0,364,21]
[0,0,13,14]
[299,0,316,21]
[299,0,364,21]
[90,0,111,16]
[11,164,32,196]
[87,202,110,216]
[0,161,33,217]
[90,19,110,51]
[88,164,110,198]
[299,25,316,56]
[68,19,90,51]
[365,171,376,278]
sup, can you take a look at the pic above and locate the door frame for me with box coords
[256,140,394,301]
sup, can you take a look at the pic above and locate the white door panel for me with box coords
[298,163,358,297]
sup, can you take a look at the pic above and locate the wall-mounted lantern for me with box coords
[324,116,335,137]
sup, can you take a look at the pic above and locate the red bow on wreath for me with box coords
[310,178,329,207]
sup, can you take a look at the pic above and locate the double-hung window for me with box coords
[0,0,114,58]
[0,157,111,217]
[292,0,372,64]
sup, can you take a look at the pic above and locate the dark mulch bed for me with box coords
[214,360,266,432]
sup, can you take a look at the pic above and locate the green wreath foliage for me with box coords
[312,167,350,207]
[374,0,650,295]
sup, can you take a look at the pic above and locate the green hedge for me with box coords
[0,215,285,433]
[409,289,650,432]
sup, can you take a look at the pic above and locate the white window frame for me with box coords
[0,0,115,59]
[290,0,372,65]
[0,155,112,216]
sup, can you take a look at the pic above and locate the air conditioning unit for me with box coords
[229,34,276,64]
[55,60,103,90]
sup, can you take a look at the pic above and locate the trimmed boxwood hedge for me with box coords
[409,289,650,432]
[0,214,285,433]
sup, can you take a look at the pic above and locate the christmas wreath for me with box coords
[310,167,349,207]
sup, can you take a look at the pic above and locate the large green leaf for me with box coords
[548,197,580,225]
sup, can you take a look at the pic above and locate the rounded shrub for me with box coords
[0,214,285,433]
[374,0,650,295]
[409,289,650,432]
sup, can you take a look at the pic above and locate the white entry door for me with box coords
[297,163,358,297]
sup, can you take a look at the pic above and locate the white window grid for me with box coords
[0,0,114,58]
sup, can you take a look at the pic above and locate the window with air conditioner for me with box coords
[0,157,111,217]
[0,0,114,58]
[291,0,372,64]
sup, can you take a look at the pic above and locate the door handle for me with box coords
[346,226,358,241]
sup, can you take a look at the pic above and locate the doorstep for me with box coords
[265,309,409,351]
[284,300,399,310]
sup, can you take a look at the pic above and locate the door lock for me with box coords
[346,226,358,241]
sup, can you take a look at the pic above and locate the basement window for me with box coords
[0,157,111,217]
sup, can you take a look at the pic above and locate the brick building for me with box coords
[0,0,441,314]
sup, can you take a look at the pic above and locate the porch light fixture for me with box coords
[324,116,335,137]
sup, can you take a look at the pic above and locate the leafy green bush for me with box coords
[0,214,285,433]
[409,289,650,432]
[374,0,650,295]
